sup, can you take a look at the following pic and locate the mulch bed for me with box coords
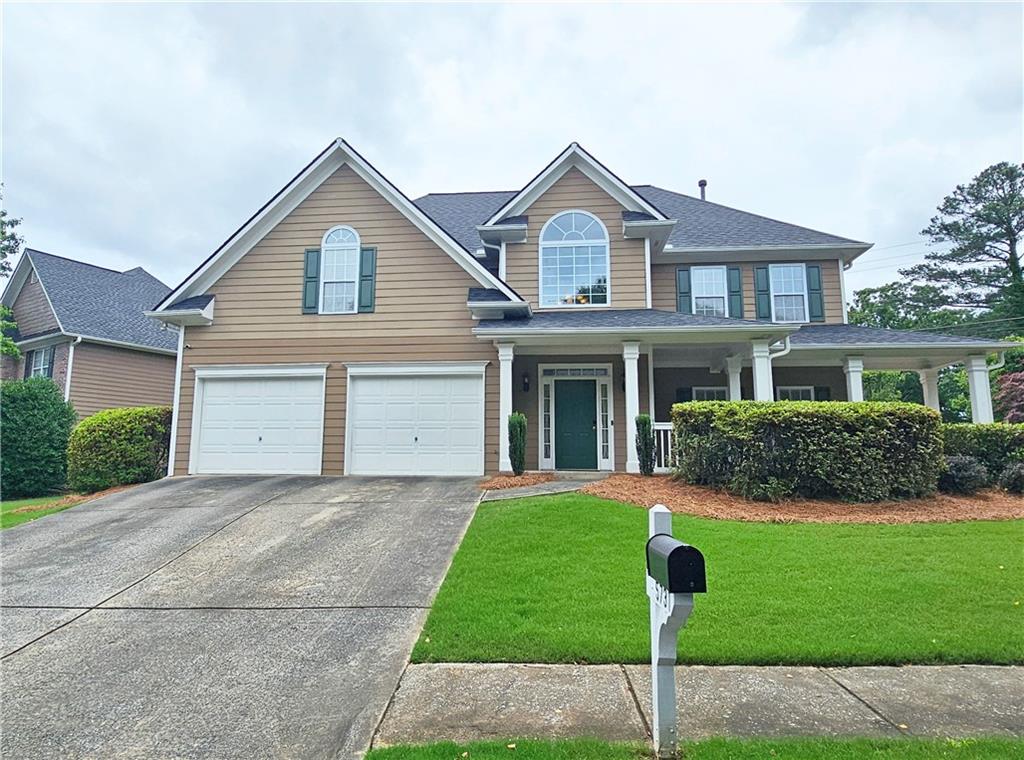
[580,474,1024,524]
[9,484,136,514]
[479,472,557,490]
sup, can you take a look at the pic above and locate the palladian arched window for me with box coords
[539,210,609,307]
[320,225,360,314]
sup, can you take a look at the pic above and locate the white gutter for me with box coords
[64,336,82,401]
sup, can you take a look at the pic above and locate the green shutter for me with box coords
[727,266,743,318]
[806,264,825,322]
[675,387,693,403]
[45,346,54,378]
[23,350,32,379]
[814,386,831,401]
[358,247,376,313]
[675,267,692,314]
[754,266,771,320]
[302,248,320,314]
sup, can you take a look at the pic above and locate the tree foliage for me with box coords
[901,161,1024,310]
[995,372,1024,423]
[0,192,22,358]
[848,282,972,331]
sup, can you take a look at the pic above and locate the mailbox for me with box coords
[646,534,707,593]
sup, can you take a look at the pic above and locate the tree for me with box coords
[902,162,1024,311]
[848,282,973,331]
[0,192,22,358]
[995,372,1024,423]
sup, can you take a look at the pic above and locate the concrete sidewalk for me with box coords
[374,663,1024,747]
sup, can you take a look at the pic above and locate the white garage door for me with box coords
[347,373,484,476]
[194,375,324,475]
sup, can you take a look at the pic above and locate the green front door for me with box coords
[554,380,598,470]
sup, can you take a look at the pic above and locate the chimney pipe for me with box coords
[698,179,707,201]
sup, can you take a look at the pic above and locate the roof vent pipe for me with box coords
[698,179,707,200]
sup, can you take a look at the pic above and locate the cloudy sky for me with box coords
[3,2,1021,298]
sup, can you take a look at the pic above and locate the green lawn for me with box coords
[366,738,1024,760]
[0,495,76,529]
[412,494,1023,665]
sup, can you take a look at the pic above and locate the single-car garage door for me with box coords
[346,367,484,476]
[193,370,325,475]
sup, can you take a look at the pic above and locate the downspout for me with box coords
[769,336,792,360]
[166,325,186,478]
[64,336,82,402]
[988,352,1007,372]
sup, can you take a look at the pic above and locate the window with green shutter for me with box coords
[806,264,825,322]
[302,249,320,314]
[358,247,376,313]
[675,268,691,314]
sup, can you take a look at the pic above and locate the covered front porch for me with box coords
[479,315,1012,476]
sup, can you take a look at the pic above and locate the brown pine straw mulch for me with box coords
[479,472,557,490]
[581,474,1024,524]
[9,484,137,514]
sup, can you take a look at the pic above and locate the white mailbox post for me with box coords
[645,504,706,758]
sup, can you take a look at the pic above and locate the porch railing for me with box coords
[653,422,675,474]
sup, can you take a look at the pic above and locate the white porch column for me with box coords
[843,356,864,402]
[498,342,515,472]
[725,355,743,401]
[624,341,641,473]
[966,355,995,423]
[751,340,774,401]
[918,368,941,412]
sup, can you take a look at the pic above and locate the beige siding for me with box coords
[653,365,847,419]
[511,353,649,471]
[69,342,176,419]
[651,260,845,323]
[11,268,59,336]
[174,164,499,476]
[504,168,647,311]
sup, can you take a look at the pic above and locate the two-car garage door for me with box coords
[191,365,484,476]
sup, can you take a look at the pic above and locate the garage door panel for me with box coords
[348,372,484,477]
[195,374,324,475]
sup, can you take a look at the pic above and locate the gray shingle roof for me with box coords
[26,250,177,351]
[468,288,511,303]
[165,294,214,311]
[413,185,866,262]
[476,309,775,331]
[790,324,1012,347]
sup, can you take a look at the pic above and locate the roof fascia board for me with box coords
[156,140,523,311]
[484,143,667,226]
[0,254,33,308]
[15,333,73,351]
[790,341,1015,351]
[473,324,798,338]
[145,296,215,326]
[3,253,67,333]
[77,334,179,356]
[664,243,871,254]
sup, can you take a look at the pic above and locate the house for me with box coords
[1,250,178,418]
[148,140,1014,477]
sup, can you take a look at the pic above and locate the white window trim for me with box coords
[692,386,728,401]
[776,385,816,401]
[537,210,611,310]
[690,265,730,318]
[29,346,53,378]
[768,263,809,324]
[319,224,360,315]
[187,363,328,476]
[537,362,614,472]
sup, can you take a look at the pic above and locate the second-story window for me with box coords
[539,210,609,307]
[770,263,808,322]
[320,225,360,314]
[691,266,728,317]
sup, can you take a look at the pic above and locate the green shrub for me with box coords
[672,401,943,502]
[942,423,1024,480]
[998,461,1024,494]
[635,414,656,476]
[0,378,77,498]
[938,455,989,494]
[67,406,171,493]
[508,412,527,476]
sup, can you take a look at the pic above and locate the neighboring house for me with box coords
[148,140,1014,478]
[1,250,178,418]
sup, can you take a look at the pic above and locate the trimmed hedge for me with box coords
[672,401,943,502]
[0,378,77,498]
[998,461,1024,494]
[938,455,988,495]
[67,406,172,493]
[942,423,1024,480]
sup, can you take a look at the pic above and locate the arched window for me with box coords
[320,225,360,314]
[539,211,609,307]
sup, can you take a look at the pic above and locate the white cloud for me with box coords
[3,2,1021,297]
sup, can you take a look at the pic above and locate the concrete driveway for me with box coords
[0,475,480,759]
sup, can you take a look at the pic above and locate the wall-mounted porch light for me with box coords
[522,372,530,393]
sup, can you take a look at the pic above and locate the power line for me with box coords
[908,315,1024,332]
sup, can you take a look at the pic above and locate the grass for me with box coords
[412,493,1024,665]
[366,738,1024,759]
[0,495,78,529]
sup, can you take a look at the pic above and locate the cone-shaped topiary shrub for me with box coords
[636,413,656,476]
[508,412,527,475]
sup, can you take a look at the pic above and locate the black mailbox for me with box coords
[646,534,706,593]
